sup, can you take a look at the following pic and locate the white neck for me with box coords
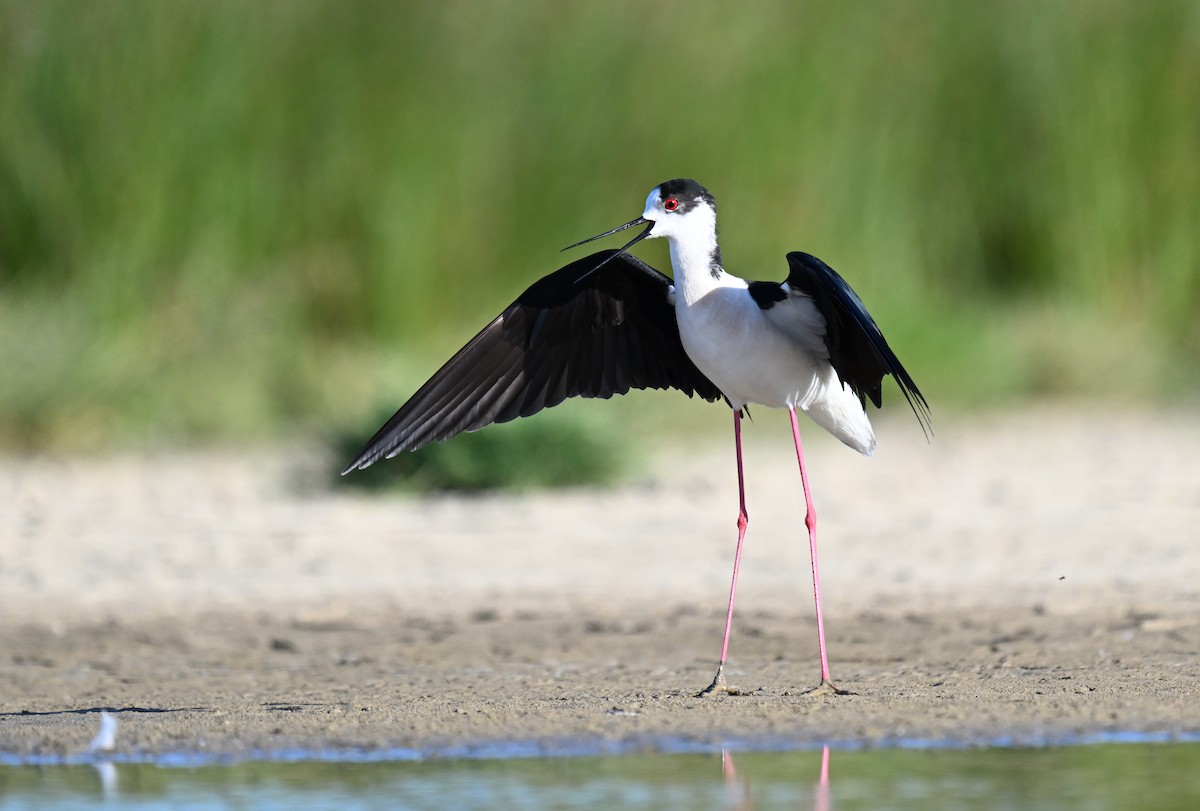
[662,207,729,306]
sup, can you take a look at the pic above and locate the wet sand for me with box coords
[2,407,1199,758]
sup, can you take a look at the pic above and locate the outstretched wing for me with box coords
[772,251,931,436]
[342,250,724,473]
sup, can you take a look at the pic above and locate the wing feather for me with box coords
[342,250,724,473]
[782,252,931,437]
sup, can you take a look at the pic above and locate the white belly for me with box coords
[676,286,877,456]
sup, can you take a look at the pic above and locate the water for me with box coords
[2,740,1199,810]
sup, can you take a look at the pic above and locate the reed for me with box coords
[2,1,1196,458]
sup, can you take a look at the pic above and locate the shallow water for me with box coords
[2,740,1199,810]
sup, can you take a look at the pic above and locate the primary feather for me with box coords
[342,250,723,473]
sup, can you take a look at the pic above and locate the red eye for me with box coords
[663,197,680,211]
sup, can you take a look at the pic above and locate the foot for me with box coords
[697,666,746,697]
[801,678,855,697]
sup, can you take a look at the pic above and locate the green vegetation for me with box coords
[2,2,1197,466]
[333,406,622,492]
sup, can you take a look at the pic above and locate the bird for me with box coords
[343,178,930,696]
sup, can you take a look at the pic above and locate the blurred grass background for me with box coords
[1,1,1198,461]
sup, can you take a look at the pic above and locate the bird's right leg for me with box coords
[699,409,749,697]
[790,406,852,696]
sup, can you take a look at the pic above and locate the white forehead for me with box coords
[642,188,662,217]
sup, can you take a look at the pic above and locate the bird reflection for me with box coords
[722,748,753,810]
[815,745,831,811]
[721,745,832,810]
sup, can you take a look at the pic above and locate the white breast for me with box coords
[674,279,877,456]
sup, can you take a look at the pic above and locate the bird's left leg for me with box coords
[789,407,853,696]
[698,409,750,697]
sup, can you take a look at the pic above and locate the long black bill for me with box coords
[561,217,655,279]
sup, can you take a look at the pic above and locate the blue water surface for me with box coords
[2,735,1199,810]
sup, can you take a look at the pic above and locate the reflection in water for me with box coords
[721,748,750,809]
[87,712,121,803]
[4,740,1200,809]
[722,745,832,810]
[91,761,118,800]
[814,745,830,811]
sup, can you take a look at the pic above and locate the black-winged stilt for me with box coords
[343,179,930,695]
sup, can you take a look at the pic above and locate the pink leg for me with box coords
[699,409,749,696]
[789,407,850,694]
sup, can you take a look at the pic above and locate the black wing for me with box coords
[783,252,931,437]
[342,250,724,473]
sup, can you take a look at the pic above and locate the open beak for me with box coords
[562,216,655,277]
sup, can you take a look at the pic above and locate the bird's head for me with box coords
[639,179,717,243]
[563,179,717,269]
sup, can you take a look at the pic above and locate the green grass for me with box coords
[332,406,623,493]
[2,1,1198,471]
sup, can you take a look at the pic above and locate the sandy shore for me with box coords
[2,406,1199,758]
